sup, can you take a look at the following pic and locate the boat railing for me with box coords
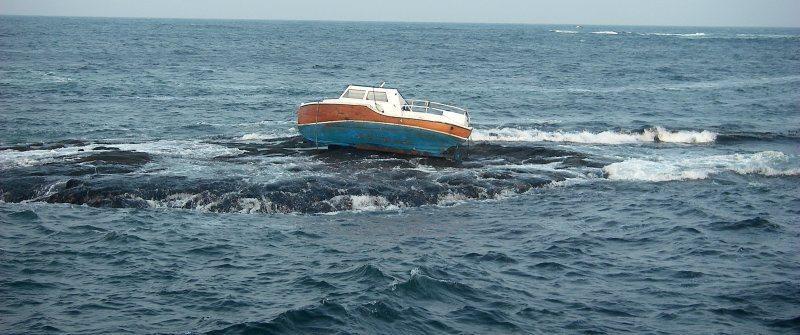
[402,99,470,122]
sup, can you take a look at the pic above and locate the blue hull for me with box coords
[298,121,467,158]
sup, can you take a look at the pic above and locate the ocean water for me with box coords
[1,15,799,334]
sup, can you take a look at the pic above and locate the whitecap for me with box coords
[0,146,88,168]
[470,127,716,144]
[603,151,799,182]
[647,127,717,143]
[437,192,471,205]
[734,33,799,39]
[110,140,244,159]
[240,128,298,141]
[0,140,244,169]
[591,31,618,35]
[650,32,706,37]
[241,132,279,141]
[551,30,579,34]
[326,195,401,212]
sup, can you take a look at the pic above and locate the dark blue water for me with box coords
[1,16,799,334]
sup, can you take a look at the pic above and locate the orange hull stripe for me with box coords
[297,103,472,139]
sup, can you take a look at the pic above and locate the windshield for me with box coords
[366,91,389,102]
[342,89,366,99]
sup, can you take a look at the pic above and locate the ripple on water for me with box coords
[8,209,40,220]
[207,300,350,335]
[389,268,482,302]
[322,264,395,286]
[708,217,781,231]
[461,251,518,264]
[448,305,522,332]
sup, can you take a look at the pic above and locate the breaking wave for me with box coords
[240,130,298,141]
[0,139,595,214]
[734,33,800,39]
[0,140,243,168]
[0,135,795,214]
[648,32,706,37]
[241,133,274,140]
[471,127,717,144]
[549,30,799,40]
[603,151,799,182]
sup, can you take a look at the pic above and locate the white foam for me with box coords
[471,127,716,145]
[0,140,244,169]
[241,133,277,141]
[236,197,268,214]
[151,192,202,209]
[591,31,618,35]
[551,30,579,34]
[604,151,800,182]
[43,72,73,83]
[650,32,706,37]
[546,177,595,188]
[240,128,297,141]
[649,127,717,143]
[112,140,244,159]
[0,146,86,168]
[437,192,471,205]
[734,33,799,39]
[351,195,397,211]
[326,195,401,212]
[235,120,295,127]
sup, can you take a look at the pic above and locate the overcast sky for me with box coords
[1,0,799,27]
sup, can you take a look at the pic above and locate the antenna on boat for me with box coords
[379,81,386,88]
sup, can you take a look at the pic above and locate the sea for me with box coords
[1,16,799,334]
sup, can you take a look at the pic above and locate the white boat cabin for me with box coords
[320,85,471,129]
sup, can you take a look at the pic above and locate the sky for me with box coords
[1,0,799,27]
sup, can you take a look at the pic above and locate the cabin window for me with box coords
[343,89,366,99]
[366,91,389,102]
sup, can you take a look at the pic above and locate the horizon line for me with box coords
[1,14,799,29]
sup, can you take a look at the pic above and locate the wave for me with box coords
[603,151,799,182]
[0,140,244,168]
[734,33,800,39]
[736,34,800,39]
[0,141,582,214]
[208,299,351,335]
[325,194,400,212]
[3,135,794,214]
[648,32,706,37]
[551,31,798,40]
[471,127,717,144]
[551,30,579,34]
[241,132,291,141]
[645,32,799,40]
[709,217,781,231]
[111,140,243,159]
[538,75,800,94]
[716,131,800,143]
[137,178,543,215]
[322,264,395,284]
[390,267,480,301]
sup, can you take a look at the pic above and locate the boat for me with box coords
[296,84,472,160]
